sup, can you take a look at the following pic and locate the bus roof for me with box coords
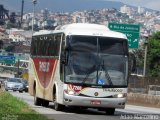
[33,23,127,39]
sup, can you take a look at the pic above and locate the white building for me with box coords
[7,29,32,43]
[23,13,32,20]
[81,17,87,23]
[138,6,145,14]
[73,15,81,23]
[41,8,49,20]
[120,5,132,15]
[9,32,25,42]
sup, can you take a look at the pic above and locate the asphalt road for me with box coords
[10,91,160,120]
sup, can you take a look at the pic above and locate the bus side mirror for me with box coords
[61,47,69,65]
[60,53,66,64]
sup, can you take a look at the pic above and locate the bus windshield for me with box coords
[65,35,128,87]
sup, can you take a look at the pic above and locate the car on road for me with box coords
[20,79,28,92]
[5,78,24,93]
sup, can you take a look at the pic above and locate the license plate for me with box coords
[90,100,101,105]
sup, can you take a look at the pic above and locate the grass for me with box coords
[0,89,49,120]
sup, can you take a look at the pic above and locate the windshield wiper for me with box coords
[81,64,98,85]
[81,73,91,85]
[81,59,113,86]
[99,59,113,85]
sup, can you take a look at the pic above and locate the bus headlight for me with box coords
[117,94,123,98]
[64,90,79,95]
[113,93,127,98]
[68,91,75,95]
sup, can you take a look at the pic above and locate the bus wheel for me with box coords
[54,102,64,111]
[105,108,115,115]
[42,100,49,107]
[19,90,23,93]
[34,96,41,106]
[53,92,64,111]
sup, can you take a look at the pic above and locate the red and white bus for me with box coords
[29,23,129,115]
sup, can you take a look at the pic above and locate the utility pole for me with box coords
[17,59,20,77]
[143,32,149,77]
[32,0,37,33]
[21,0,24,27]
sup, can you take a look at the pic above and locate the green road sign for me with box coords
[0,56,15,64]
[108,23,140,49]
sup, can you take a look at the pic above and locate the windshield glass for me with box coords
[65,35,128,87]
[8,78,22,83]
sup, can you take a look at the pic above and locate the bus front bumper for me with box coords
[63,93,126,109]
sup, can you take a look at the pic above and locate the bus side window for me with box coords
[37,36,48,56]
[49,35,55,56]
[46,35,52,56]
[55,34,61,57]
[31,37,39,56]
[41,40,46,56]
[44,34,62,57]
[37,36,42,56]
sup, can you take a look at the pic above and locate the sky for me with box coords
[108,0,160,11]
[0,0,160,12]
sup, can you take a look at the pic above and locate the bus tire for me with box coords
[42,100,49,107]
[53,86,65,111]
[34,96,41,106]
[54,102,64,111]
[105,108,115,115]
[19,90,23,93]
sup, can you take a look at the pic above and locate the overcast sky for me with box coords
[108,0,160,11]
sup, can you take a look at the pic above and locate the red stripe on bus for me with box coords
[33,58,58,88]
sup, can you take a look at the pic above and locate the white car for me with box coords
[5,78,24,93]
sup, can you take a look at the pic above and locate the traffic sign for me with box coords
[108,23,140,49]
[0,56,15,64]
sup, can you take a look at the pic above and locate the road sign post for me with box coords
[108,23,140,49]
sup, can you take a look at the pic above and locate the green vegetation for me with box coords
[148,31,160,78]
[4,45,15,52]
[0,91,49,120]
[132,31,160,78]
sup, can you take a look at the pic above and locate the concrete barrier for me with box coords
[127,93,160,108]
[0,73,14,78]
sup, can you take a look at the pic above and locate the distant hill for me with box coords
[0,0,158,13]
[0,0,124,12]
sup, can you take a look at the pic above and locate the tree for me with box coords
[5,45,15,52]
[9,12,16,24]
[6,21,16,29]
[147,32,160,78]
[132,48,144,74]
[0,40,3,49]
